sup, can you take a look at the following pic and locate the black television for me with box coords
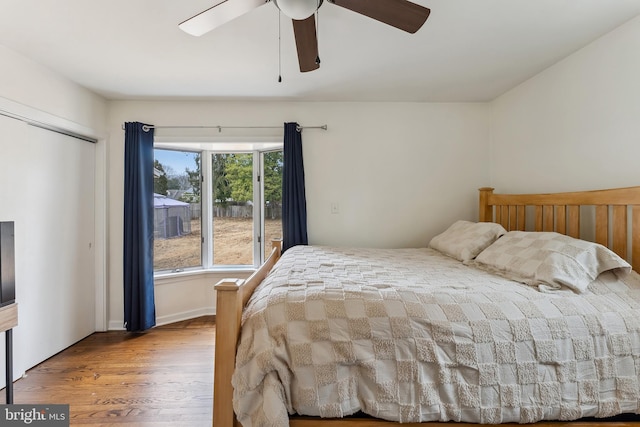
[0,222,16,308]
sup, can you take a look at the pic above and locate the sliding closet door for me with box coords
[0,115,95,384]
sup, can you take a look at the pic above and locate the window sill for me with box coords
[154,266,256,286]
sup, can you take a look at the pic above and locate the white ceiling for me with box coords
[1,0,639,102]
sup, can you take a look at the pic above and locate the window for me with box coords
[153,149,202,272]
[211,153,254,265]
[153,144,282,273]
[262,150,283,257]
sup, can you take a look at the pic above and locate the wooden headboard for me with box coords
[479,186,640,272]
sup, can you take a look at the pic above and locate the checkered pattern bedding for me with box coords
[232,245,640,426]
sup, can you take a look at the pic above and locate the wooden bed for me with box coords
[213,185,640,427]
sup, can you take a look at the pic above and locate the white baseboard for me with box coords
[155,307,215,327]
[107,320,125,331]
[108,307,215,331]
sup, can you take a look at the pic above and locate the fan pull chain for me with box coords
[315,0,321,65]
[278,10,282,82]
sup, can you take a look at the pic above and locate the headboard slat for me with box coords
[500,206,509,229]
[509,206,518,231]
[568,206,580,238]
[543,206,554,231]
[517,206,526,231]
[535,206,543,231]
[613,205,627,260]
[595,205,608,247]
[556,205,566,234]
[633,205,640,271]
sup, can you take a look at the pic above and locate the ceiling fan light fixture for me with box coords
[274,0,322,20]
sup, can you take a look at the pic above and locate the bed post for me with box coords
[479,187,495,222]
[213,279,244,427]
[213,240,283,427]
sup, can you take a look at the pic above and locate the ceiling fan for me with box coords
[179,0,431,73]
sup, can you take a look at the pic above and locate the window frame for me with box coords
[259,148,285,263]
[153,140,283,278]
[208,150,257,269]
[152,147,203,275]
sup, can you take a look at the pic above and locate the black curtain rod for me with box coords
[122,124,328,133]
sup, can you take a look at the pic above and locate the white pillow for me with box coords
[429,220,507,263]
[474,231,631,293]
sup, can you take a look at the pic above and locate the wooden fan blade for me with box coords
[179,0,269,36]
[292,16,320,72]
[330,0,430,33]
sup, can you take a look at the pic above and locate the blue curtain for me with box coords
[123,122,156,332]
[282,122,308,252]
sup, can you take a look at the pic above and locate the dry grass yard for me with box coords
[154,217,281,270]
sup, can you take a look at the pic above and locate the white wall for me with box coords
[0,45,107,129]
[0,44,108,384]
[107,100,490,328]
[490,15,640,193]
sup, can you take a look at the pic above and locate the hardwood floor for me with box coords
[11,316,215,426]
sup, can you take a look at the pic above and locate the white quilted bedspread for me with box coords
[232,246,640,426]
